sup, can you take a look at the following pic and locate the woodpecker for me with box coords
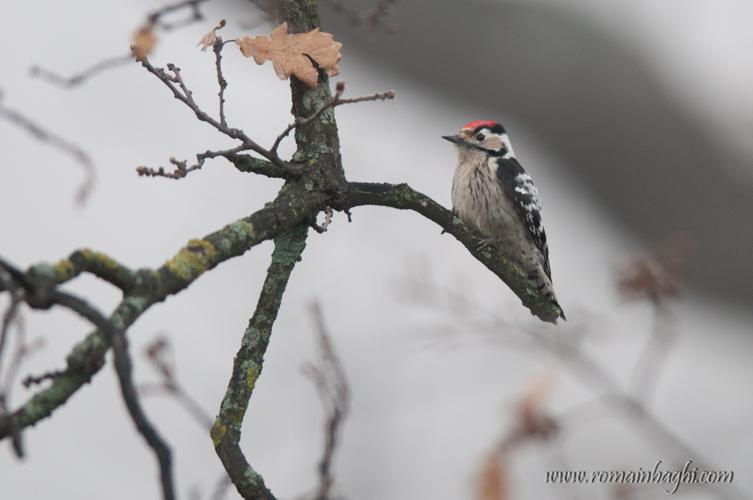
[443,120,565,320]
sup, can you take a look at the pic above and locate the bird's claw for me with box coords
[475,238,498,251]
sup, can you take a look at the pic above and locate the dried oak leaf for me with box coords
[236,22,342,88]
[198,19,226,52]
[132,24,157,61]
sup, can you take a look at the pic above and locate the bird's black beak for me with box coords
[442,134,463,145]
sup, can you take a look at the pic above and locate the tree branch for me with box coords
[25,249,137,292]
[139,58,279,166]
[30,54,133,88]
[51,291,176,500]
[304,302,350,500]
[224,153,294,178]
[0,188,326,441]
[0,261,176,500]
[341,181,564,323]
[30,0,214,88]
[270,81,395,155]
[0,96,96,205]
[213,225,309,500]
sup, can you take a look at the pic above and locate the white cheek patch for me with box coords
[501,134,515,159]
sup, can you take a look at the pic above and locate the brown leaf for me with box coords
[132,25,157,61]
[517,373,558,440]
[197,19,226,52]
[617,257,679,303]
[237,22,342,88]
[477,452,507,500]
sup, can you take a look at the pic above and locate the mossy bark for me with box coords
[212,226,308,499]
[0,191,325,441]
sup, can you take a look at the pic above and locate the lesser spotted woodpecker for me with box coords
[443,120,565,320]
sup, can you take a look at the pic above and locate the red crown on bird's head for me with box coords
[462,119,498,130]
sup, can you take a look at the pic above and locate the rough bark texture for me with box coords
[0,190,325,440]
[212,226,308,500]
[211,5,345,497]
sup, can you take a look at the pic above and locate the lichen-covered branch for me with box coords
[0,256,176,499]
[212,225,308,500]
[0,188,325,440]
[25,249,137,292]
[341,181,564,323]
[225,152,300,179]
[208,4,348,498]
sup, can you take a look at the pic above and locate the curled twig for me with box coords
[137,146,246,179]
[31,0,213,88]
[30,54,133,88]
[139,335,214,430]
[0,99,96,205]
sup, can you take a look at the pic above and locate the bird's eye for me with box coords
[476,133,485,141]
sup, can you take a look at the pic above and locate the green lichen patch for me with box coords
[228,221,256,243]
[94,251,121,270]
[246,366,258,390]
[210,418,227,447]
[52,259,75,282]
[166,239,217,281]
[79,248,96,261]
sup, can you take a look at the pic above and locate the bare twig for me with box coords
[271,81,396,154]
[304,302,350,500]
[136,146,248,179]
[58,290,176,500]
[0,304,38,460]
[629,302,676,403]
[209,30,230,127]
[139,336,214,430]
[30,54,132,88]
[214,38,228,127]
[618,252,683,403]
[0,97,96,205]
[31,0,213,88]
[21,369,66,388]
[137,57,298,175]
[0,270,22,375]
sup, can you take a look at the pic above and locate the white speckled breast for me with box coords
[451,150,528,247]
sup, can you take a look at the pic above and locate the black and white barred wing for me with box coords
[496,157,552,279]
